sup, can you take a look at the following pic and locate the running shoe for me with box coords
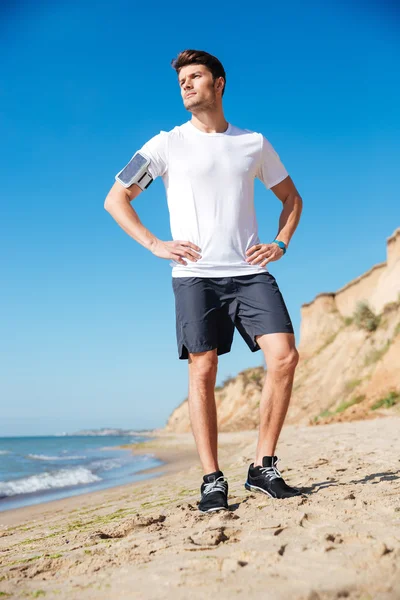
[244,456,302,499]
[198,470,229,513]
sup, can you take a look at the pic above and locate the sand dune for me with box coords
[1,416,400,599]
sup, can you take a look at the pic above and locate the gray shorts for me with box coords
[171,272,294,360]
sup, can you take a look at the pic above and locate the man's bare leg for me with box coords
[253,333,299,466]
[187,348,220,474]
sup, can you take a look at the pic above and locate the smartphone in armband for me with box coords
[115,152,153,190]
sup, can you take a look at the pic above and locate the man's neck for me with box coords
[190,111,229,134]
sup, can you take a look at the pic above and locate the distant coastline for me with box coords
[57,428,156,437]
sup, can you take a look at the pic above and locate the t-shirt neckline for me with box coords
[187,120,232,137]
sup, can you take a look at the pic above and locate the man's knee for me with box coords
[267,347,299,373]
[188,349,218,379]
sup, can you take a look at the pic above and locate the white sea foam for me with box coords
[0,467,101,497]
[89,458,122,472]
[0,450,11,455]
[27,454,87,461]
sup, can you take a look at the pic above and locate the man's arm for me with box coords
[104,181,158,251]
[104,182,201,265]
[246,175,303,266]
[270,176,303,249]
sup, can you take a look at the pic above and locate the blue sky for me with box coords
[1,1,399,436]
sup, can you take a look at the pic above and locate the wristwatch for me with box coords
[272,239,287,254]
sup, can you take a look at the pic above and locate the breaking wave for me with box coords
[27,454,87,461]
[0,467,101,498]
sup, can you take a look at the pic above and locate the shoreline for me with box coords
[1,419,400,599]
[0,431,198,528]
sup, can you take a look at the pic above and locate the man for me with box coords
[104,49,303,513]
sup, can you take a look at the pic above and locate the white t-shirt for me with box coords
[118,121,288,277]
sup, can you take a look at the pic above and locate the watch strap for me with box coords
[272,239,287,254]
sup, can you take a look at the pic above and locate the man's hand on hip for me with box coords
[246,243,284,267]
[151,239,202,266]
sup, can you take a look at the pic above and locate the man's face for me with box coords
[178,64,221,111]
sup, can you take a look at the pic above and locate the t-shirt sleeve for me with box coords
[115,131,168,185]
[255,134,288,189]
[138,131,168,179]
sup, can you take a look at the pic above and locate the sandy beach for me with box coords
[1,416,399,600]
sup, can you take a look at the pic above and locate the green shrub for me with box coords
[314,394,366,422]
[382,301,399,314]
[364,340,391,366]
[344,379,362,394]
[379,318,388,330]
[324,332,339,346]
[239,367,265,388]
[344,317,353,326]
[394,322,400,338]
[314,329,342,355]
[353,301,380,332]
[335,394,366,414]
[250,371,264,384]
[314,409,333,422]
[371,391,400,411]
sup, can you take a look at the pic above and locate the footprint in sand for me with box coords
[90,514,166,540]
[298,511,330,529]
[186,526,241,549]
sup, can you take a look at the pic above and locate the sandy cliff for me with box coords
[165,228,400,432]
[299,226,400,357]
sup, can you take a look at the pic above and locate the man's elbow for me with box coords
[104,195,112,212]
[294,195,303,217]
[104,194,122,214]
[104,189,123,212]
[283,192,303,206]
[104,182,135,211]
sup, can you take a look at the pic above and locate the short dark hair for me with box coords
[171,49,226,96]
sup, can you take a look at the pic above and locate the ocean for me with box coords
[0,435,163,512]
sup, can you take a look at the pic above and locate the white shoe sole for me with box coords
[198,506,229,514]
[244,482,275,498]
[245,481,301,498]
